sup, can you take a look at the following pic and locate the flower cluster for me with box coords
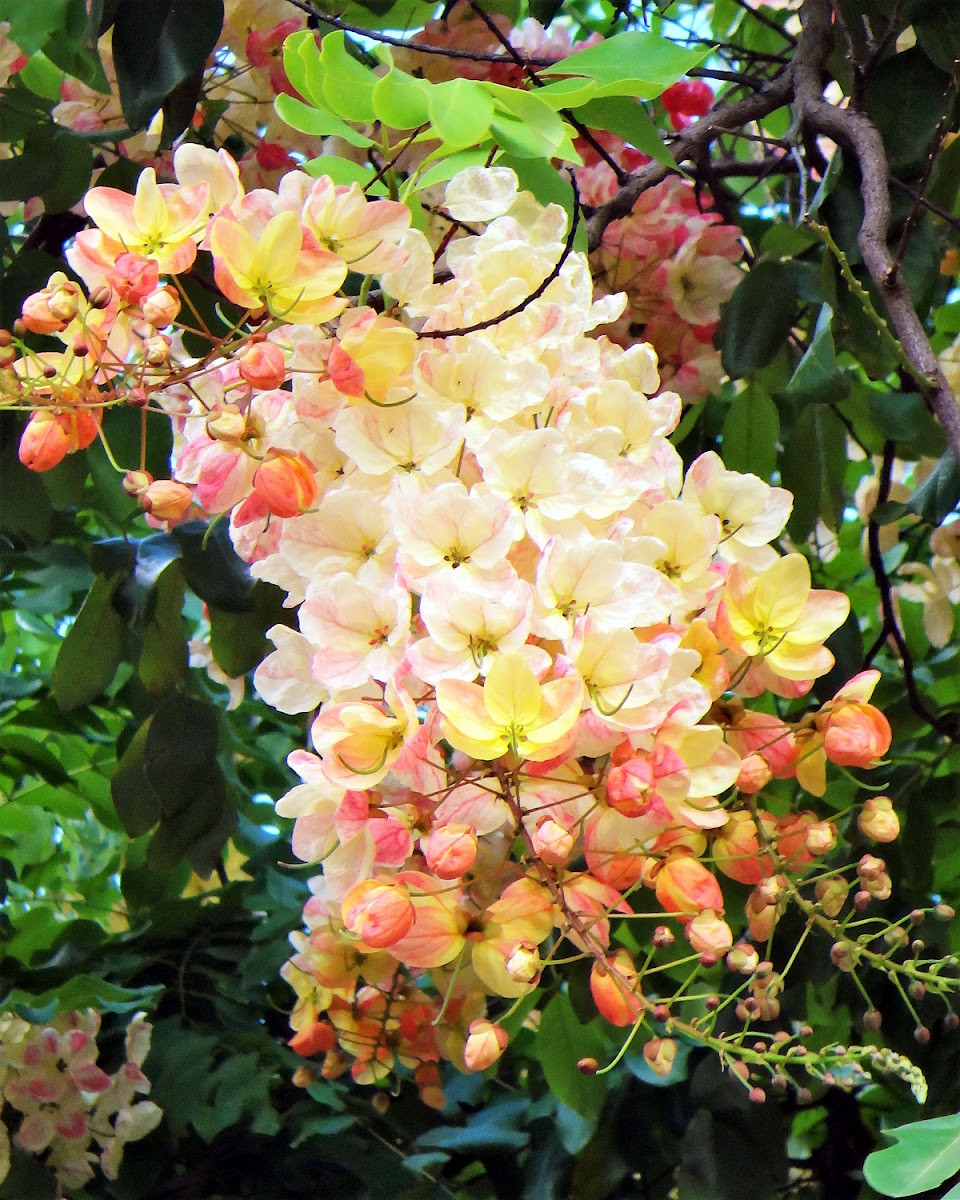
[0,1010,160,1190]
[7,150,894,1102]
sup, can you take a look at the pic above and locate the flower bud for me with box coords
[142,286,181,328]
[464,1020,508,1072]
[422,823,478,879]
[143,334,171,365]
[655,855,724,920]
[686,909,733,955]
[590,949,643,1027]
[141,480,194,522]
[652,925,674,948]
[112,252,159,303]
[123,469,153,497]
[863,1008,882,1033]
[504,942,541,985]
[727,943,759,975]
[805,821,837,856]
[253,449,319,518]
[341,878,415,949]
[20,291,66,334]
[531,817,574,866]
[577,1058,598,1074]
[206,404,251,443]
[239,341,287,391]
[815,877,849,917]
[858,796,900,843]
[935,904,956,922]
[830,942,858,972]
[18,407,100,472]
[643,1037,677,1078]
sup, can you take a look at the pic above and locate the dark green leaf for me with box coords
[720,262,798,378]
[172,520,256,612]
[904,451,960,524]
[781,405,847,537]
[864,47,950,176]
[785,305,849,404]
[51,573,125,710]
[535,991,607,1121]
[112,0,224,131]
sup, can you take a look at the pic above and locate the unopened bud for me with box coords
[858,796,900,843]
[123,469,153,497]
[642,1037,677,1078]
[945,1012,960,1032]
[371,1092,390,1115]
[831,942,858,972]
[464,1020,508,1073]
[908,980,926,1002]
[749,1087,766,1103]
[910,909,926,925]
[89,286,111,309]
[578,1058,598,1075]
[854,890,872,911]
[914,1025,931,1045]
[730,1061,749,1081]
[863,1008,882,1032]
[935,904,956,922]
[652,926,674,949]
[796,1088,813,1105]
[292,1065,316,1087]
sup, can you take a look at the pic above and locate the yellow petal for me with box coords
[484,652,541,728]
[256,210,303,287]
[132,169,167,240]
[753,554,809,630]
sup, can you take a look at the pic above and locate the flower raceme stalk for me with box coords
[9,156,898,1103]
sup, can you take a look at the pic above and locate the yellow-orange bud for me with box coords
[464,1020,508,1072]
[341,878,415,949]
[858,796,900,843]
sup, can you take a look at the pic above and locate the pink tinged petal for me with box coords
[293,812,340,861]
[371,818,413,866]
[211,217,260,292]
[70,1062,112,1092]
[16,1112,56,1153]
[56,1111,89,1139]
[84,186,136,238]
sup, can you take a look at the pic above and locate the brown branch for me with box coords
[792,0,960,465]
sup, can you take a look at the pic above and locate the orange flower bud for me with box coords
[342,878,415,949]
[655,856,724,920]
[422,824,478,879]
[18,406,100,471]
[590,948,643,1027]
[141,479,194,522]
[20,292,65,334]
[685,909,733,955]
[713,812,771,886]
[253,449,318,518]
[123,469,153,497]
[858,796,900,843]
[464,1020,508,1072]
[804,820,837,856]
[726,942,759,974]
[642,1037,677,1078]
[289,1021,336,1057]
[819,703,891,768]
[143,334,171,365]
[48,284,81,322]
[504,942,541,985]
[239,341,287,391]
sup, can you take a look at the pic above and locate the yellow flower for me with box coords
[436,651,582,762]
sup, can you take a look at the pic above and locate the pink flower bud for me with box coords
[341,878,415,949]
[858,796,900,843]
[123,469,154,497]
[726,943,759,974]
[423,824,478,879]
[142,286,181,327]
[532,817,575,866]
[112,252,159,303]
[805,821,837,856]
[20,291,65,333]
[685,909,733,955]
[19,407,101,472]
[239,341,287,391]
[464,1019,508,1072]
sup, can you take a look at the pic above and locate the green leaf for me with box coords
[415,1100,531,1153]
[371,62,431,129]
[112,0,224,131]
[171,520,256,612]
[3,975,163,1018]
[785,304,849,405]
[139,560,188,694]
[721,386,779,481]
[720,261,797,378]
[0,0,70,55]
[904,451,960,524]
[304,155,377,188]
[0,804,56,871]
[781,405,847,537]
[578,95,677,169]
[51,573,125,711]
[864,47,950,175]
[274,93,372,148]
[864,1114,960,1197]
[0,732,70,787]
[429,78,495,148]
[540,30,708,99]
[535,991,608,1122]
[319,30,378,124]
[111,714,161,837]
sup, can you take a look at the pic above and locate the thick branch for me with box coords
[793,0,960,464]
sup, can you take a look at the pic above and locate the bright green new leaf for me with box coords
[282,29,326,107]
[864,1114,960,1197]
[540,30,709,100]
[534,76,600,110]
[578,95,677,169]
[319,31,378,123]
[372,64,431,129]
[275,92,372,148]
[305,155,378,188]
[429,78,495,147]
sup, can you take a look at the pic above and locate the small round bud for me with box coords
[854,890,872,912]
[908,980,926,1002]
[371,1092,390,1115]
[652,925,675,949]
[89,286,112,309]
[914,1025,931,1045]
[730,1061,749,1081]
[748,1087,766,1103]
[831,942,858,972]
[863,1008,882,1033]
[577,1058,598,1075]
[935,904,956,922]
[291,1065,316,1088]
[771,1074,788,1092]
[0,329,12,347]
[909,910,926,926]
[652,1004,670,1024]
[945,1012,960,1032]
[796,1088,813,1106]
[911,940,925,956]
[705,995,720,1012]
